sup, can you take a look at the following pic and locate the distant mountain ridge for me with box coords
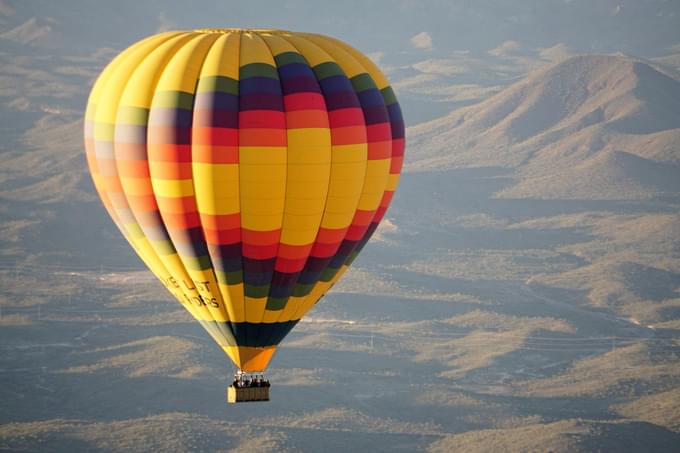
[408,55,680,200]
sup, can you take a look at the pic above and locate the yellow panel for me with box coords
[222,346,276,372]
[331,144,368,162]
[327,179,364,199]
[280,228,319,245]
[299,33,365,78]
[324,35,391,89]
[197,31,241,79]
[244,296,267,323]
[239,179,286,198]
[283,197,327,214]
[86,32,181,121]
[287,128,331,148]
[279,213,325,231]
[324,194,364,212]
[196,196,240,215]
[259,33,297,56]
[240,32,276,66]
[287,164,332,181]
[241,198,286,215]
[118,33,197,110]
[277,294,304,322]
[239,148,286,166]
[356,159,390,210]
[219,283,245,323]
[155,33,218,94]
[386,173,401,191]
[277,33,334,66]
[150,178,194,198]
[193,163,239,182]
[241,214,284,232]
[283,180,330,199]
[326,161,367,181]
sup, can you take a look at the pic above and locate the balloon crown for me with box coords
[194,28,289,34]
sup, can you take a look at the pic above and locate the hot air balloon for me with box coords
[84,29,404,402]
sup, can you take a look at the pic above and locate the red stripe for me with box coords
[203,227,240,244]
[390,156,403,173]
[331,125,366,145]
[192,127,238,146]
[160,211,201,229]
[328,108,364,127]
[243,242,279,259]
[147,144,192,162]
[284,93,327,111]
[315,227,348,243]
[242,229,280,245]
[193,145,239,164]
[310,241,341,258]
[149,162,192,179]
[346,223,370,241]
[156,196,197,214]
[274,257,307,273]
[286,109,329,129]
[239,110,286,129]
[367,141,392,160]
[199,213,241,230]
[392,138,405,157]
[126,194,158,211]
[116,160,149,178]
[239,128,287,146]
[366,123,392,142]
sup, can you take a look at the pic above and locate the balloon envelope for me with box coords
[84,29,404,372]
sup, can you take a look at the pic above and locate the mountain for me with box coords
[408,55,680,200]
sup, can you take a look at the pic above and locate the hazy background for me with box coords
[1,1,679,451]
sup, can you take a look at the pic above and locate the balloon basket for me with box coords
[227,372,270,403]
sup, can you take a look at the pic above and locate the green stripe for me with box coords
[117,106,149,125]
[313,61,345,79]
[320,267,340,282]
[244,284,270,298]
[151,91,195,110]
[265,297,288,311]
[216,270,243,286]
[196,75,239,95]
[345,250,360,266]
[380,86,397,105]
[150,239,177,255]
[240,63,279,80]
[274,51,307,67]
[292,283,314,297]
[182,255,213,271]
[350,73,376,92]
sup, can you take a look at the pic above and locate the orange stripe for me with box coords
[277,243,313,260]
[351,209,375,226]
[286,110,329,129]
[149,161,193,179]
[192,127,238,146]
[116,160,149,178]
[239,128,287,147]
[193,145,239,164]
[242,229,281,245]
[199,213,241,230]
[315,227,348,244]
[331,125,366,145]
[126,194,158,211]
[367,141,392,160]
[156,196,197,214]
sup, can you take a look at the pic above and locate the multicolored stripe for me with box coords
[84,29,405,372]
